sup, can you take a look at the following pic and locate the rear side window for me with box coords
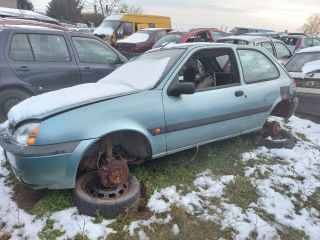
[304,38,313,47]
[9,34,34,61]
[313,38,320,46]
[28,34,70,62]
[238,49,279,83]
[73,37,118,64]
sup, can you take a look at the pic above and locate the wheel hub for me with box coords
[97,160,129,188]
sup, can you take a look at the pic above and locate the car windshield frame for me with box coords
[285,52,320,72]
[136,48,187,88]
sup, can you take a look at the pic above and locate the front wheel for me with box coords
[0,89,30,122]
[74,172,140,218]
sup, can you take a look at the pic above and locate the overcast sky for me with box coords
[31,0,319,31]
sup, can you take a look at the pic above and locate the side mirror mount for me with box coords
[167,82,195,96]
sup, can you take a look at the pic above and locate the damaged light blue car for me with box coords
[0,43,298,218]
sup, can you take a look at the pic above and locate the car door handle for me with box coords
[84,67,92,71]
[15,66,31,72]
[235,90,244,97]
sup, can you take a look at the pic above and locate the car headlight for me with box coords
[13,122,40,146]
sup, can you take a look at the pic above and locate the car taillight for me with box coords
[291,79,297,88]
[295,38,302,49]
[131,46,140,52]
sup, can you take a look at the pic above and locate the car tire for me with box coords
[0,89,30,122]
[74,171,140,218]
[260,129,296,149]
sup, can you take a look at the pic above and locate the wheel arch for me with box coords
[0,84,34,95]
[74,129,153,180]
[269,98,292,119]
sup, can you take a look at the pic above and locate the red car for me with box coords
[153,28,228,48]
[0,18,68,31]
[115,28,171,58]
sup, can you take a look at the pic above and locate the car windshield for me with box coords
[99,48,186,88]
[101,20,120,30]
[285,52,320,72]
[154,34,183,48]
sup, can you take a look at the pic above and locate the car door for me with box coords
[5,32,81,93]
[273,41,292,64]
[71,36,120,83]
[255,41,276,57]
[162,47,249,151]
[237,48,283,130]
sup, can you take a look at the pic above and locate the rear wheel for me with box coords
[0,89,30,122]
[260,121,296,149]
[74,172,140,218]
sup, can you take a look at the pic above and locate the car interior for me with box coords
[177,48,240,91]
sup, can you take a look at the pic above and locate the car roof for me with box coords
[0,28,101,38]
[169,28,219,34]
[297,46,320,53]
[218,35,270,42]
[149,42,251,53]
[0,18,68,31]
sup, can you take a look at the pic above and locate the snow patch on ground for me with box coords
[0,149,115,239]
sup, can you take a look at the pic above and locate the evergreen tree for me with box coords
[46,0,83,23]
[17,0,34,11]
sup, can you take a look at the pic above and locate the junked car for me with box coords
[116,28,171,58]
[285,46,320,116]
[153,28,228,48]
[0,43,298,218]
[281,35,320,54]
[217,35,292,65]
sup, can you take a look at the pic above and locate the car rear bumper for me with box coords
[0,132,97,189]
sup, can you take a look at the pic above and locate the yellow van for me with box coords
[93,14,172,45]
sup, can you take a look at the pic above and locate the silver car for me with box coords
[281,35,320,54]
[218,35,292,65]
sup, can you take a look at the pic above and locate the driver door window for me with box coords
[176,48,240,91]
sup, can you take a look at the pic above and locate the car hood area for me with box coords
[7,57,170,125]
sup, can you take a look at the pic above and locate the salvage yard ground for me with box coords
[0,115,320,240]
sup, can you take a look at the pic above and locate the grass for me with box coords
[30,190,74,218]
[224,176,258,210]
[107,206,235,240]
[38,219,65,240]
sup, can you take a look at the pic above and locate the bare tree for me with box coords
[121,4,143,14]
[82,0,125,16]
[301,14,320,36]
